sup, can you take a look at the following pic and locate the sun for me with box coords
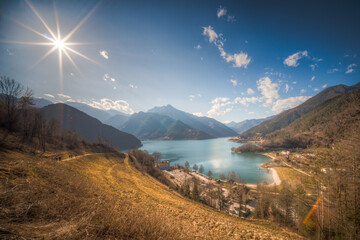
[1,0,100,81]
[55,39,65,50]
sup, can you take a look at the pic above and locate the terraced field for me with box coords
[0,151,302,239]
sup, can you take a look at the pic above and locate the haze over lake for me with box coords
[141,138,273,184]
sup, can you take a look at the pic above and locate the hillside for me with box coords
[148,104,237,137]
[241,83,360,139]
[104,114,130,129]
[0,150,302,239]
[227,115,274,134]
[121,112,213,140]
[263,87,360,148]
[41,103,141,150]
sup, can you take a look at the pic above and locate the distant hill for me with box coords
[263,87,360,148]
[41,103,141,150]
[34,98,53,108]
[104,114,130,129]
[241,83,360,139]
[148,105,237,137]
[121,112,213,140]
[227,115,274,134]
[65,102,129,123]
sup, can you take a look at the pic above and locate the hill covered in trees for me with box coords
[262,87,360,148]
[240,83,360,139]
[41,103,141,150]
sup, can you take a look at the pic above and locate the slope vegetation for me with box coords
[241,83,360,139]
[264,87,360,148]
[41,103,141,150]
[0,151,302,239]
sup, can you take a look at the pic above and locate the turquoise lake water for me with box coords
[140,138,273,184]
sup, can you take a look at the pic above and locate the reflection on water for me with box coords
[141,138,273,184]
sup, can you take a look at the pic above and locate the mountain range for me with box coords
[226,115,274,134]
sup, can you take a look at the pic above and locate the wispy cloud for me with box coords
[285,84,290,93]
[346,63,356,74]
[202,26,251,68]
[189,95,195,101]
[311,76,315,81]
[129,84,138,89]
[217,6,227,18]
[230,79,238,86]
[227,15,235,22]
[272,96,311,113]
[44,93,54,98]
[300,89,306,94]
[257,77,279,106]
[58,93,71,99]
[314,88,319,91]
[99,50,109,59]
[322,84,327,88]
[193,112,203,117]
[103,73,110,81]
[327,68,339,74]
[207,97,232,116]
[86,98,134,114]
[194,44,201,50]
[247,88,255,95]
[283,50,308,67]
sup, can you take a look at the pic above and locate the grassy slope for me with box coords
[0,150,302,239]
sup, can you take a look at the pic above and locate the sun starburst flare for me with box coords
[1,0,100,86]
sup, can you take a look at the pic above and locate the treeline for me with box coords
[231,143,266,153]
[179,160,250,217]
[254,137,360,239]
[128,150,176,189]
[0,76,113,153]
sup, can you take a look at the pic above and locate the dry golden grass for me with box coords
[0,150,303,239]
[274,166,315,194]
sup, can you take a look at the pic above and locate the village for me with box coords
[154,149,317,218]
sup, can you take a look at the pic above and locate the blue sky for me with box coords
[0,0,359,122]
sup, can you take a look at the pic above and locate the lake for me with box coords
[140,138,274,184]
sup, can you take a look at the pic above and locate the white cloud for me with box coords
[113,87,117,90]
[327,68,339,74]
[110,78,116,82]
[311,76,315,81]
[300,89,306,94]
[283,50,308,67]
[58,93,71,99]
[197,93,202,97]
[202,26,251,68]
[346,63,356,74]
[202,26,218,43]
[227,15,235,22]
[230,79,238,86]
[217,6,227,18]
[194,44,201,50]
[247,88,255,95]
[193,112,204,117]
[285,84,290,93]
[225,52,251,68]
[310,64,317,71]
[99,50,109,59]
[189,95,196,101]
[248,112,254,114]
[322,84,327,89]
[257,77,279,106]
[129,84,138,89]
[314,88,319,91]
[207,97,232,116]
[87,98,134,114]
[44,93,54,98]
[233,97,262,106]
[292,81,297,84]
[103,73,110,81]
[272,96,311,113]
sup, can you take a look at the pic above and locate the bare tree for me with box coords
[192,163,198,171]
[0,76,23,131]
[199,164,204,174]
[185,161,190,170]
